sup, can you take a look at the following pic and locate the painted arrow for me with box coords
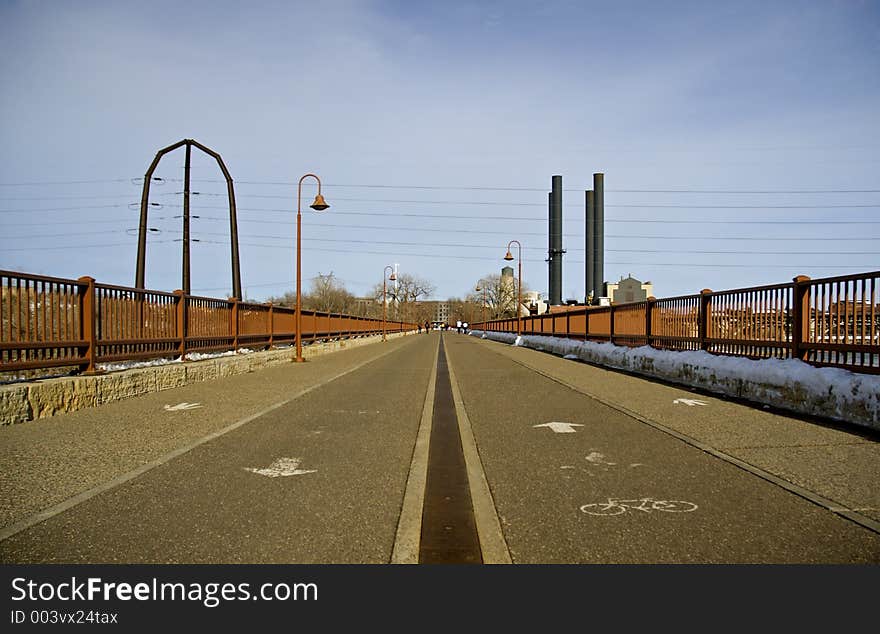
[244,457,317,478]
[164,402,203,411]
[673,398,708,407]
[533,422,584,434]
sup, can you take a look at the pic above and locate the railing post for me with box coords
[230,297,239,351]
[700,289,712,351]
[609,304,615,344]
[77,276,99,375]
[792,275,811,362]
[267,302,274,349]
[174,289,187,360]
[585,307,590,341]
[646,296,655,348]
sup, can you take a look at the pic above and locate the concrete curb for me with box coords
[1,333,411,425]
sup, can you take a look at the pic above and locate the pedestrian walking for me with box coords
[424,320,430,333]
[456,320,462,334]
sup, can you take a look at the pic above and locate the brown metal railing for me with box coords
[1,270,416,375]
[474,271,880,374]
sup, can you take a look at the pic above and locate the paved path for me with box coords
[1,332,878,563]
[444,335,879,563]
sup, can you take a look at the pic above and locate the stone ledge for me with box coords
[0,332,410,425]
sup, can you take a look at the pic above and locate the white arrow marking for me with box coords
[164,402,203,411]
[673,398,708,407]
[244,457,317,478]
[533,422,584,434]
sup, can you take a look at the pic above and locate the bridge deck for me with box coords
[1,332,877,563]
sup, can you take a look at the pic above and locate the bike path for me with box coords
[473,335,880,527]
[0,334,439,563]
[0,335,420,534]
[443,334,880,563]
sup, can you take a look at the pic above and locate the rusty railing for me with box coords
[1,270,416,375]
[474,271,880,374]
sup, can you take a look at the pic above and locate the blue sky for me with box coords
[1,0,878,302]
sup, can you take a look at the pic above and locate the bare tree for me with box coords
[374,273,435,324]
[447,297,482,325]
[266,290,296,307]
[469,273,530,319]
[304,272,356,313]
[268,272,356,314]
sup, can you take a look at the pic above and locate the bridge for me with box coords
[1,327,878,563]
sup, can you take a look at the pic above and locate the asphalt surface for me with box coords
[444,334,880,563]
[1,331,878,563]
[0,334,434,563]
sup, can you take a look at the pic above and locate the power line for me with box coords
[4,233,872,267]
[3,189,879,207]
[0,240,174,252]
[134,216,878,240]
[195,240,872,268]
[0,204,127,213]
[159,191,880,208]
[183,231,874,255]
[1,175,878,195]
[2,238,871,273]
[6,217,878,242]
[0,179,129,187]
[121,202,880,223]
[286,211,880,224]
[0,194,137,201]
[1,230,127,238]
[2,203,878,223]
[136,178,880,194]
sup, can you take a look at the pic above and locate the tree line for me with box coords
[267,270,531,326]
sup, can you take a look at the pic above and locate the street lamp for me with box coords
[504,240,522,336]
[383,265,397,342]
[295,173,330,363]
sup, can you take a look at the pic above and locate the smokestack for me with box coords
[593,173,604,300]
[548,191,552,304]
[549,175,563,305]
[586,189,595,303]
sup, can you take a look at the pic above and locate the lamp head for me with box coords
[503,251,514,261]
[389,272,397,281]
[475,286,481,292]
[310,194,330,211]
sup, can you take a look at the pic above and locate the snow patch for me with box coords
[98,348,256,373]
[468,330,880,430]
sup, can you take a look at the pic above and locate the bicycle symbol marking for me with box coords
[580,497,698,516]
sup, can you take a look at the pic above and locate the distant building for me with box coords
[500,265,532,316]
[605,275,653,305]
[352,296,379,316]
[416,300,450,325]
[500,266,515,293]
[523,290,548,315]
[433,301,451,324]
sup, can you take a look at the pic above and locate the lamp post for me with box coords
[295,173,330,363]
[383,265,397,342]
[504,240,522,336]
